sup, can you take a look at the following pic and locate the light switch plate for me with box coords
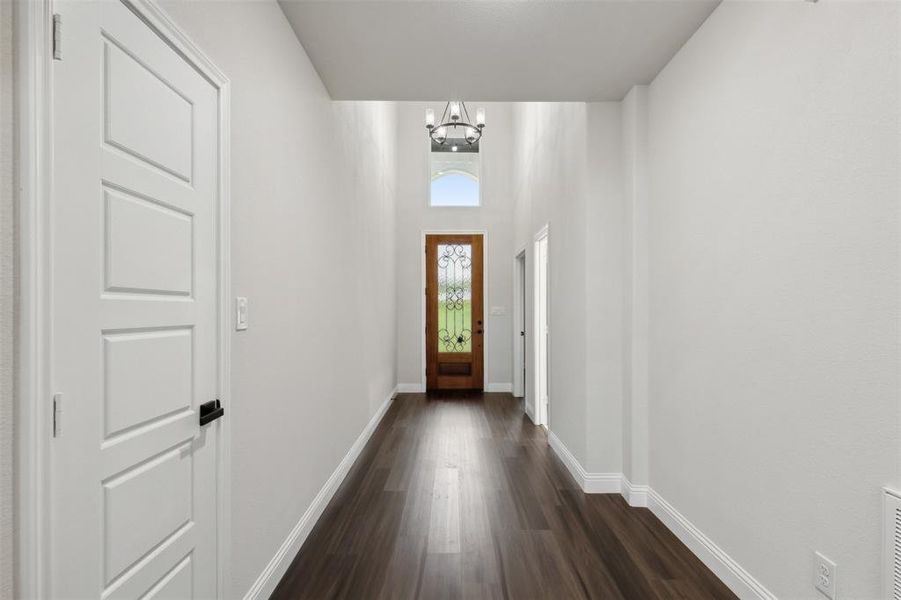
[235,297,248,331]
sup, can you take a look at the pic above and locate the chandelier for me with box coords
[425,101,485,146]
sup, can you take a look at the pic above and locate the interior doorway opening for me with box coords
[512,249,526,401]
[534,227,549,428]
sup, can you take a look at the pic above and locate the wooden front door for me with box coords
[426,234,484,390]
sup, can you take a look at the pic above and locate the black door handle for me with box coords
[199,399,224,426]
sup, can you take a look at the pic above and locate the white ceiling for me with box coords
[278,0,721,101]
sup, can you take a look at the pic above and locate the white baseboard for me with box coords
[523,400,536,424]
[395,383,424,393]
[647,490,775,600]
[547,430,773,600]
[583,472,622,494]
[547,431,581,484]
[242,386,398,600]
[485,382,512,393]
[547,432,621,493]
[620,476,649,508]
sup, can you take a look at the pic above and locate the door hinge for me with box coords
[52,14,62,60]
[52,393,62,437]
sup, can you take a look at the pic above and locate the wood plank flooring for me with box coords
[271,392,736,600]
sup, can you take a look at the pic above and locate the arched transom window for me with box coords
[430,138,480,207]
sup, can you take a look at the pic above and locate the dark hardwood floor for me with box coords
[271,392,736,600]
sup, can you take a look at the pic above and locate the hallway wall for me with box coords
[645,1,899,597]
[513,103,587,464]
[511,3,899,596]
[159,2,398,597]
[511,102,625,475]
[394,102,515,391]
[620,85,650,489]
[0,1,14,597]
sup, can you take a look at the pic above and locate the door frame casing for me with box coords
[512,246,526,401]
[14,1,232,596]
[419,229,488,392]
[533,224,549,429]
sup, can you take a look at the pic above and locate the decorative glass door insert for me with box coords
[437,243,473,353]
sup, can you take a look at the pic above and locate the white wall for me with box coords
[334,100,399,414]
[511,102,624,474]
[647,1,899,597]
[585,103,624,475]
[513,3,899,596]
[394,102,514,391]
[621,85,649,487]
[0,1,14,597]
[513,103,588,464]
[158,2,398,597]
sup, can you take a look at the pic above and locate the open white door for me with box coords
[49,1,222,597]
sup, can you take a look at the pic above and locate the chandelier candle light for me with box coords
[426,101,486,146]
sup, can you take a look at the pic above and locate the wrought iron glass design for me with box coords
[436,244,473,353]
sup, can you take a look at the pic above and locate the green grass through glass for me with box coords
[437,300,472,353]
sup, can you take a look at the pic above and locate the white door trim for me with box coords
[14,1,232,596]
[533,225,549,429]
[419,229,489,392]
[512,246,526,400]
[15,2,53,596]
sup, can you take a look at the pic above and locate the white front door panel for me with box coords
[50,1,220,597]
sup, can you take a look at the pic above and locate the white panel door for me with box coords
[50,1,220,597]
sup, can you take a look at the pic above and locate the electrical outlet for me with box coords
[814,551,837,599]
